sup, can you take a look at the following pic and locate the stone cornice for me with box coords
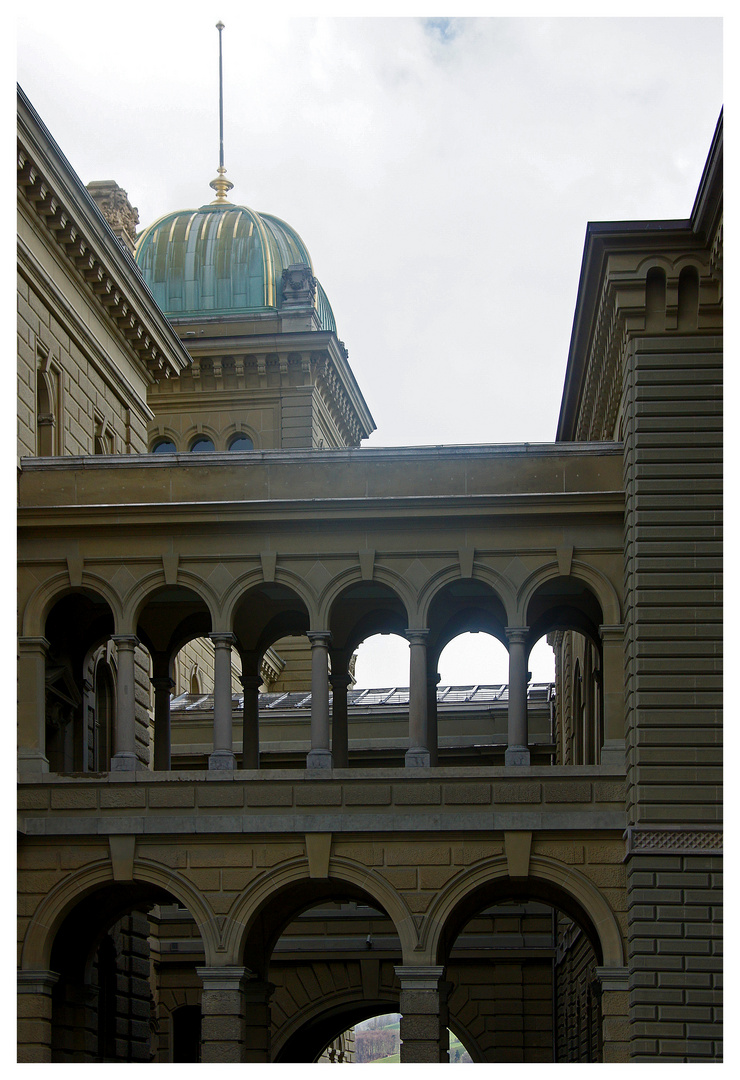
[17,238,153,424]
[17,87,191,386]
[19,441,623,469]
[153,331,375,444]
[558,114,723,443]
[17,491,625,531]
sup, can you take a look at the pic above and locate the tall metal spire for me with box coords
[209,20,234,203]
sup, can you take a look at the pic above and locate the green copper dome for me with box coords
[134,201,336,331]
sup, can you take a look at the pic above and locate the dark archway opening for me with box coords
[44,590,115,773]
[49,882,202,1063]
[172,1003,202,1063]
[439,878,604,1063]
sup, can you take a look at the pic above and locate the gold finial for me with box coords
[210,166,234,203]
[209,21,234,204]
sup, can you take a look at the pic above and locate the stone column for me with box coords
[330,669,351,768]
[197,966,251,1063]
[426,671,441,767]
[242,980,275,1062]
[595,966,630,1062]
[17,969,59,1063]
[208,633,237,770]
[17,636,50,778]
[405,630,431,767]
[307,632,332,769]
[505,627,530,766]
[111,635,139,771]
[151,665,174,771]
[394,965,449,1063]
[599,625,626,766]
[240,673,262,769]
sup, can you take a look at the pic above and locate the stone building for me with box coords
[17,82,722,1063]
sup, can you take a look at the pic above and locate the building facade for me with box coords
[17,84,722,1062]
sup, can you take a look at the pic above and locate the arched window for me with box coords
[36,369,55,456]
[190,436,215,452]
[678,265,700,330]
[645,266,666,331]
[152,438,177,454]
[228,434,254,451]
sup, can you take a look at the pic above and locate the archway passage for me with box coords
[438,878,608,1063]
[232,582,311,768]
[525,577,606,765]
[47,881,204,1062]
[233,876,410,1062]
[44,589,115,772]
[136,584,213,771]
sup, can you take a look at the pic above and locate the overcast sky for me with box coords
[15,7,723,685]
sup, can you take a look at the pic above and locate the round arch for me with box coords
[20,857,221,971]
[21,572,123,639]
[417,564,516,628]
[421,854,624,969]
[634,254,675,277]
[273,990,400,1062]
[148,425,180,453]
[673,254,709,276]
[180,423,219,450]
[124,572,220,633]
[517,560,621,628]
[222,420,259,451]
[318,567,414,629]
[221,568,318,630]
[221,855,418,967]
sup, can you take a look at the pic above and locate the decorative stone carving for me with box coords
[625,826,723,855]
[281,263,317,308]
[86,180,140,253]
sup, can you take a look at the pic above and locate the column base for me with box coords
[110,752,139,771]
[600,740,626,768]
[505,745,530,766]
[209,750,237,770]
[405,748,431,767]
[306,748,333,769]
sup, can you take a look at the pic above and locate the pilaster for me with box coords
[197,966,252,1063]
[394,964,449,1063]
[17,969,59,1063]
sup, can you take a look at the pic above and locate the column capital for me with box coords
[196,965,255,991]
[209,632,237,648]
[394,964,445,990]
[599,624,625,642]
[329,671,352,689]
[18,636,50,654]
[405,629,430,646]
[307,631,332,648]
[595,965,630,992]
[239,674,263,691]
[242,980,276,1004]
[112,634,139,651]
[150,675,175,691]
[17,970,60,994]
[505,626,529,645]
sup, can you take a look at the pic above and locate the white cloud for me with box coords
[16,12,722,450]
